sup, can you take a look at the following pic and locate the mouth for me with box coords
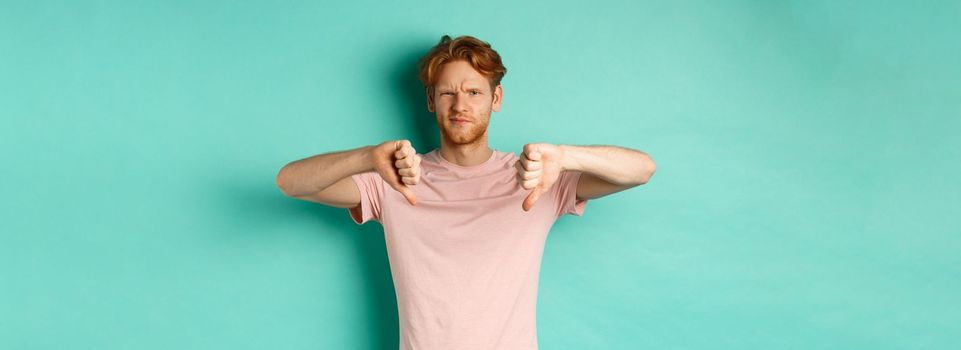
[449,117,471,125]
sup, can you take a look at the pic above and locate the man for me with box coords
[276,35,656,350]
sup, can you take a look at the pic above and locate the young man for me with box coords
[276,35,656,350]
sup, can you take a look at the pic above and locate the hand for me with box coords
[516,143,564,211]
[370,140,421,205]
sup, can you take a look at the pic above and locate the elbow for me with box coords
[275,166,292,197]
[640,167,655,185]
[636,155,656,185]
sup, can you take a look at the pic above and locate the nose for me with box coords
[452,93,469,113]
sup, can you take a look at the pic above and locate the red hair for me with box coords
[417,35,507,95]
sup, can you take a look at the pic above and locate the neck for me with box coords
[438,135,493,167]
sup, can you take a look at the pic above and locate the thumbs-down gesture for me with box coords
[371,139,421,205]
[516,143,565,211]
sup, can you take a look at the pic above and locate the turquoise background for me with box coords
[2,0,959,348]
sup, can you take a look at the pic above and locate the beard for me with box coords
[440,113,489,145]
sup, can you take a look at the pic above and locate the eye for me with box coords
[469,90,481,95]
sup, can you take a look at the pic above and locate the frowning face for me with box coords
[427,60,503,146]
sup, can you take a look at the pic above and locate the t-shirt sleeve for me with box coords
[552,170,588,218]
[347,171,384,225]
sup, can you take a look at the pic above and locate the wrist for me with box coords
[358,145,377,173]
[558,144,583,172]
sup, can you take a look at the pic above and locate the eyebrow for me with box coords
[438,87,484,92]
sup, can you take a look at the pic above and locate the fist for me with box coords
[370,139,421,205]
[516,143,564,211]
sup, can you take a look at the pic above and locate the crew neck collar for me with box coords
[432,148,498,170]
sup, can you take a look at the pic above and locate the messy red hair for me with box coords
[417,35,507,95]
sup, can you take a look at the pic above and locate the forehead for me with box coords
[435,60,488,88]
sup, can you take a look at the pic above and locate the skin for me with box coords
[276,59,656,211]
[391,59,657,211]
[427,60,502,167]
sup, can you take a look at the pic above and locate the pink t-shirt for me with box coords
[349,148,587,350]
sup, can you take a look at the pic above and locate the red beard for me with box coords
[441,116,489,145]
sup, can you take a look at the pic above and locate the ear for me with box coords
[426,87,435,112]
[491,85,503,112]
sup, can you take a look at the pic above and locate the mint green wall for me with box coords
[2,1,959,349]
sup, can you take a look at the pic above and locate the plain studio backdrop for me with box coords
[2,0,959,349]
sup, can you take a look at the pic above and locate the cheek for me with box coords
[478,99,492,112]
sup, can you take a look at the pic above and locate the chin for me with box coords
[437,118,489,145]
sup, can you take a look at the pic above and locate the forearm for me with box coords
[558,145,656,185]
[276,145,374,197]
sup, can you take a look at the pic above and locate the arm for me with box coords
[559,145,656,200]
[275,146,373,208]
[516,143,656,210]
[275,140,422,208]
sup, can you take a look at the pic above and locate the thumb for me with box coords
[386,178,418,206]
[397,184,417,206]
[522,186,544,212]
